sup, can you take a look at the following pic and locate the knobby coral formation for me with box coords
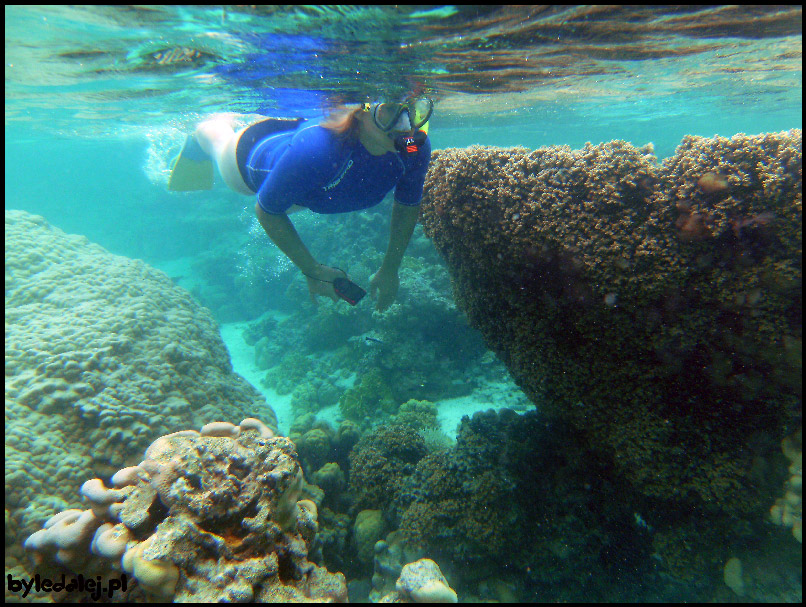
[339,368,398,424]
[23,418,348,602]
[769,429,803,542]
[419,131,802,517]
[387,558,458,603]
[5,210,278,582]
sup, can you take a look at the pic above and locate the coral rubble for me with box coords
[419,132,802,517]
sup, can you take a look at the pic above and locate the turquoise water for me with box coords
[6,6,801,254]
[5,5,802,603]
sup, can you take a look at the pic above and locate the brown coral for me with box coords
[420,131,802,517]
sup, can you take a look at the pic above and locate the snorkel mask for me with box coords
[365,96,433,154]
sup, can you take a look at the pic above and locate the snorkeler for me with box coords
[168,96,433,312]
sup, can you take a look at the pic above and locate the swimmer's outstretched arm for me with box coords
[255,204,341,304]
[255,204,319,275]
[379,201,419,275]
[370,201,420,312]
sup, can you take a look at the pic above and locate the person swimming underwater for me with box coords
[168,96,433,312]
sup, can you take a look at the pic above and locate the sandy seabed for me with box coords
[218,318,531,438]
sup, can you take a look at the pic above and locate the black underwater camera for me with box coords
[332,276,366,305]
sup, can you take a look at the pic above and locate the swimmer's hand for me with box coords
[369,268,399,312]
[305,265,347,306]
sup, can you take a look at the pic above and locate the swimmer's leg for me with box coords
[192,116,254,195]
[194,116,236,157]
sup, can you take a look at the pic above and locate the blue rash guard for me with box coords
[244,122,431,215]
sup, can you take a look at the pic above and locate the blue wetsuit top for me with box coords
[245,122,431,215]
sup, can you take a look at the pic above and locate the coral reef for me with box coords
[312,463,347,502]
[348,425,428,512]
[242,206,490,418]
[23,418,348,602]
[296,428,334,471]
[419,132,802,517]
[355,407,774,601]
[288,415,357,482]
[368,530,457,603]
[5,210,279,580]
[395,410,546,575]
[389,399,440,431]
[261,351,312,396]
[370,530,426,601]
[339,368,398,424]
[361,255,487,404]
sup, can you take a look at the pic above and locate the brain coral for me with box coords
[419,132,802,516]
[23,419,347,602]
[5,210,278,572]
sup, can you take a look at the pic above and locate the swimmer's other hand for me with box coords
[369,268,399,312]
